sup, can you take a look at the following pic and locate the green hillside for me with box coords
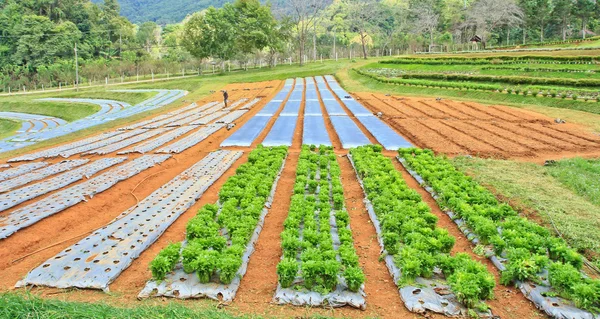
[92,0,304,24]
[91,0,228,23]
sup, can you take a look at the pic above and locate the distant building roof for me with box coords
[470,35,482,42]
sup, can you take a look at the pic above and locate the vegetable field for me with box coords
[0,71,599,319]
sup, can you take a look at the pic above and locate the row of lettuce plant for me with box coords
[350,145,495,310]
[398,148,600,312]
[149,145,288,284]
[356,69,600,101]
[276,145,365,294]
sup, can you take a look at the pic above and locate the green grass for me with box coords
[0,90,158,123]
[53,90,157,105]
[451,156,600,260]
[0,101,100,122]
[0,293,254,319]
[0,118,20,140]
[546,158,600,207]
[0,292,341,319]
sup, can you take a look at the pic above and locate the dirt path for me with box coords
[336,155,425,319]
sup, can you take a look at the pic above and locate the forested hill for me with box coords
[90,0,227,24]
[91,0,297,24]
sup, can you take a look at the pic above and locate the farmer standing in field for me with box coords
[223,90,229,107]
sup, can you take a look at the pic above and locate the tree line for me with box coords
[1,0,600,92]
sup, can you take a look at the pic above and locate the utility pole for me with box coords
[119,31,122,58]
[74,42,79,91]
[333,27,336,61]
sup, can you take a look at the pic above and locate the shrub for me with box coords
[219,254,243,284]
[150,243,182,281]
[344,266,365,292]
[277,258,299,288]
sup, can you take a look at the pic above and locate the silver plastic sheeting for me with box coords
[85,128,172,155]
[0,112,67,134]
[262,116,298,147]
[280,101,301,116]
[139,152,281,302]
[220,116,271,147]
[189,112,228,125]
[223,98,248,111]
[0,162,48,182]
[305,85,318,101]
[349,155,474,317]
[1,155,169,240]
[339,100,372,116]
[0,157,126,212]
[8,131,125,162]
[256,101,282,116]
[239,98,261,110]
[59,129,147,158]
[302,116,331,146]
[144,109,201,129]
[320,98,346,116]
[396,157,596,319]
[257,85,292,116]
[215,110,248,124]
[355,116,412,150]
[329,117,371,148]
[288,90,303,101]
[165,112,209,127]
[0,90,186,154]
[0,160,89,193]
[118,126,196,154]
[120,102,204,130]
[156,124,224,154]
[16,151,240,291]
[288,80,304,102]
[304,100,322,116]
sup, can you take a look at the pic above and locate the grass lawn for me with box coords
[546,158,600,207]
[0,118,20,140]
[53,90,157,105]
[452,156,600,262]
[0,293,256,319]
[0,90,159,122]
[0,101,100,123]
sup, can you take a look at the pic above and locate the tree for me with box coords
[345,0,382,59]
[182,0,283,69]
[553,0,573,41]
[411,5,440,51]
[137,21,158,53]
[233,0,278,55]
[465,0,523,47]
[182,8,236,68]
[288,0,327,66]
[572,0,597,39]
